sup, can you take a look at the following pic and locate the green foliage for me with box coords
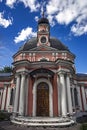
[0,66,12,73]
[80,124,87,130]
[0,111,11,121]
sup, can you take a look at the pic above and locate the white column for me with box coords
[66,75,73,114]
[59,73,67,116]
[57,75,61,115]
[49,83,53,117]
[19,73,26,116]
[81,86,87,111]
[1,86,7,110]
[13,75,20,115]
[6,87,11,111]
[25,75,29,116]
[72,87,75,110]
[33,81,36,117]
[77,86,82,111]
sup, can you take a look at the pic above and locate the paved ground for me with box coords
[0,121,81,130]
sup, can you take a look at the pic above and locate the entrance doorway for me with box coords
[36,82,49,116]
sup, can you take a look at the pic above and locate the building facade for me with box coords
[0,16,87,125]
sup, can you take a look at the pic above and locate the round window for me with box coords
[41,36,46,43]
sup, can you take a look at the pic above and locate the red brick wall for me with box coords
[28,77,33,116]
[53,73,58,116]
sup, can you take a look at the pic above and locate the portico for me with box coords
[13,67,73,118]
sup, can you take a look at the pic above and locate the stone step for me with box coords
[11,116,75,127]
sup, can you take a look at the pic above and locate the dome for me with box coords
[19,37,69,52]
[38,17,49,24]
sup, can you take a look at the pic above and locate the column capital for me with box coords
[58,70,66,76]
[15,73,20,78]
[21,71,29,77]
[3,84,8,88]
[66,72,71,77]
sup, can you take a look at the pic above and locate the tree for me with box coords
[0,66,12,73]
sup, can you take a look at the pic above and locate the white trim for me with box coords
[38,57,49,61]
[39,35,48,44]
[33,78,53,117]
[16,69,29,73]
[78,81,87,84]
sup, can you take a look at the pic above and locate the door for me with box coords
[36,82,49,116]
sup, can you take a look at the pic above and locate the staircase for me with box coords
[11,116,75,127]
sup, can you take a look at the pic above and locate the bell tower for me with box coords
[37,12,50,46]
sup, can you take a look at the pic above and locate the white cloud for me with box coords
[0,12,12,28]
[14,27,37,43]
[55,8,78,25]
[47,15,55,27]
[6,0,16,8]
[6,0,40,12]
[46,0,60,15]
[46,0,87,36]
[71,23,87,36]
[19,0,40,12]
[4,0,87,36]
[35,16,39,22]
[0,0,2,2]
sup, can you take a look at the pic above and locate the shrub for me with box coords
[0,111,11,121]
[80,123,87,130]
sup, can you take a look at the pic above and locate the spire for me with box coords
[38,4,49,25]
[42,9,44,18]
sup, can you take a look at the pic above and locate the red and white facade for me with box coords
[0,17,87,121]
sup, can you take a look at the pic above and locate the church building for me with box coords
[0,16,87,126]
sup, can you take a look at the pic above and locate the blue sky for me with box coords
[0,0,87,73]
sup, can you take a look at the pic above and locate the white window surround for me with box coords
[38,57,49,61]
[32,78,53,117]
[39,35,48,44]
